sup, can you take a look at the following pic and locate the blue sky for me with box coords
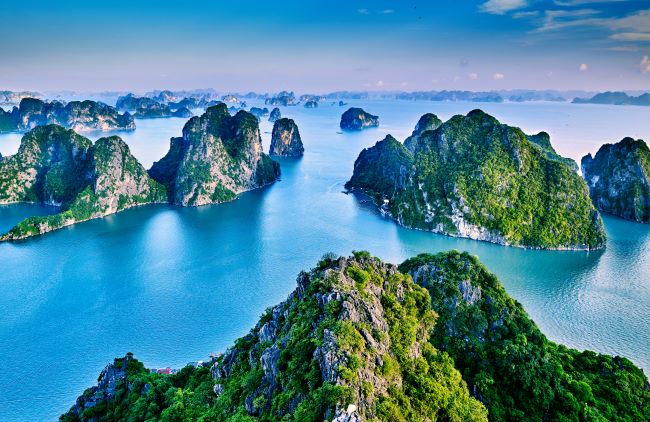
[1,0,649,92]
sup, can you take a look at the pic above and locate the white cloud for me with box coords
[554,0,626,5]
[380,9,394,14]
[493,73,506,80]
[468,73,479,80]
[610,32,650,41]
[376,80,384,87]
[480,0,528,15]
[641,56,650,73]
[579,63,589,71]
[357,9,369,15]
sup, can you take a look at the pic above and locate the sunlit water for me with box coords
[0,100,649,421]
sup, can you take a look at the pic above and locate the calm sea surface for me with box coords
[0,100,649,421]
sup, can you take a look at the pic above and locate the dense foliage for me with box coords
[400,251,650,422]
[581,137,650,223]
[61,252,486,422]
[0,126,166,240]
[62,251,649,422]
[346,110,606,250]
[149,104,280,206]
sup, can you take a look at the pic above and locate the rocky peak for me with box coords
[404,113,442,151]
[150,104,280,206]
[268,107,281,122]
[581,137,650,222]
[340,108,379,131]
[269,118,304,157]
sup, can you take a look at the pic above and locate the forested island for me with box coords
[346,110,604,250]
[61,251,649,421]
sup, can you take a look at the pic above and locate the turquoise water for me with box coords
[0,100,649,421]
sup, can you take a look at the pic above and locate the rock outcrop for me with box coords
[249,107,269,119]
[581,137,650,222]
[0,98,135,132]
[0,125,166,240]
[269,118,304,157]
[149,104,280,206]
[61,251,649,422]
[115,94,159,111]
[265,91,296,106]
[268,107,281,122]
[346,110,606,250]
[403,113,442,151]
[133,103,193,119]
[340,108,379,131]
[304,100,318,108]
[399,250,650,422]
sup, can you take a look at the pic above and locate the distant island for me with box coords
[573,91,650,106]
[133,103,193,119]
[0,98,135,133]
[345,109,604,250]
[0,104,280,240]
[582,137,650,223]
[61,251,649,422]
[340,107,379,131]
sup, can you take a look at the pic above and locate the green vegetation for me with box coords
[400,250,650,422]
[62,253,487,422]
[149,104,280,206]
[346,110,606,250]
[0,126,166,240]
[63,251,648,422]
[581,137,650,223]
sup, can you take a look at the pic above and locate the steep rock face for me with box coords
[346,110,606,250]
[61,251,649,422]
[0,125,93,205]
[0,127,166,240]
[115,94,158,111]
[581,137,650,223]
[133,102,193,119]
[345,135,413,198]
[403,113,442,152]
[249,107,269,119]
[0,98,135,132]
[268,107,281,122]
[149,104,280,206]
[269,118,304,157]
[265,91,296,106]
[340,108,379,131]
[400,251,650,422]
[61,252,487,422]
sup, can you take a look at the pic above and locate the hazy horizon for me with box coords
[1,1,649,92]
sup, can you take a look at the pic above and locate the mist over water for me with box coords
[0,100,649,421]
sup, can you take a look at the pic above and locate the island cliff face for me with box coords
[340,107,379,131]
[268,107,281,122]
[269,118,304,157]
[581,137,650,223]
[346,110,605,250]
[133,103,192,119]
[0,125,166,240]
[0,98,135,132]
[149,104,280,206]
[61,251,649,422]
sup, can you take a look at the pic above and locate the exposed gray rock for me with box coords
[269,118,304,157]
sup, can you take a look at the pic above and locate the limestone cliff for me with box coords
[149,104,280,206]
[0,126,166,241]
[0,98,135,132]
[346,110,606,250]
[340,108,379,131]
[581,137,650,223]
[269,118,304,157]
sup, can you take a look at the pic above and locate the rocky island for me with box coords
[149,104,280,206]
[581,137,650,223]
[268,107,281,122]
[115,94,159,111]
[573,91,650,106]
[61,251,649,422]
[269,118,304,157]
[0,98,135,132]
[133,103,193,119]
[0,125,166,240]
[346,110,605,250]
[340,107,379,131]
